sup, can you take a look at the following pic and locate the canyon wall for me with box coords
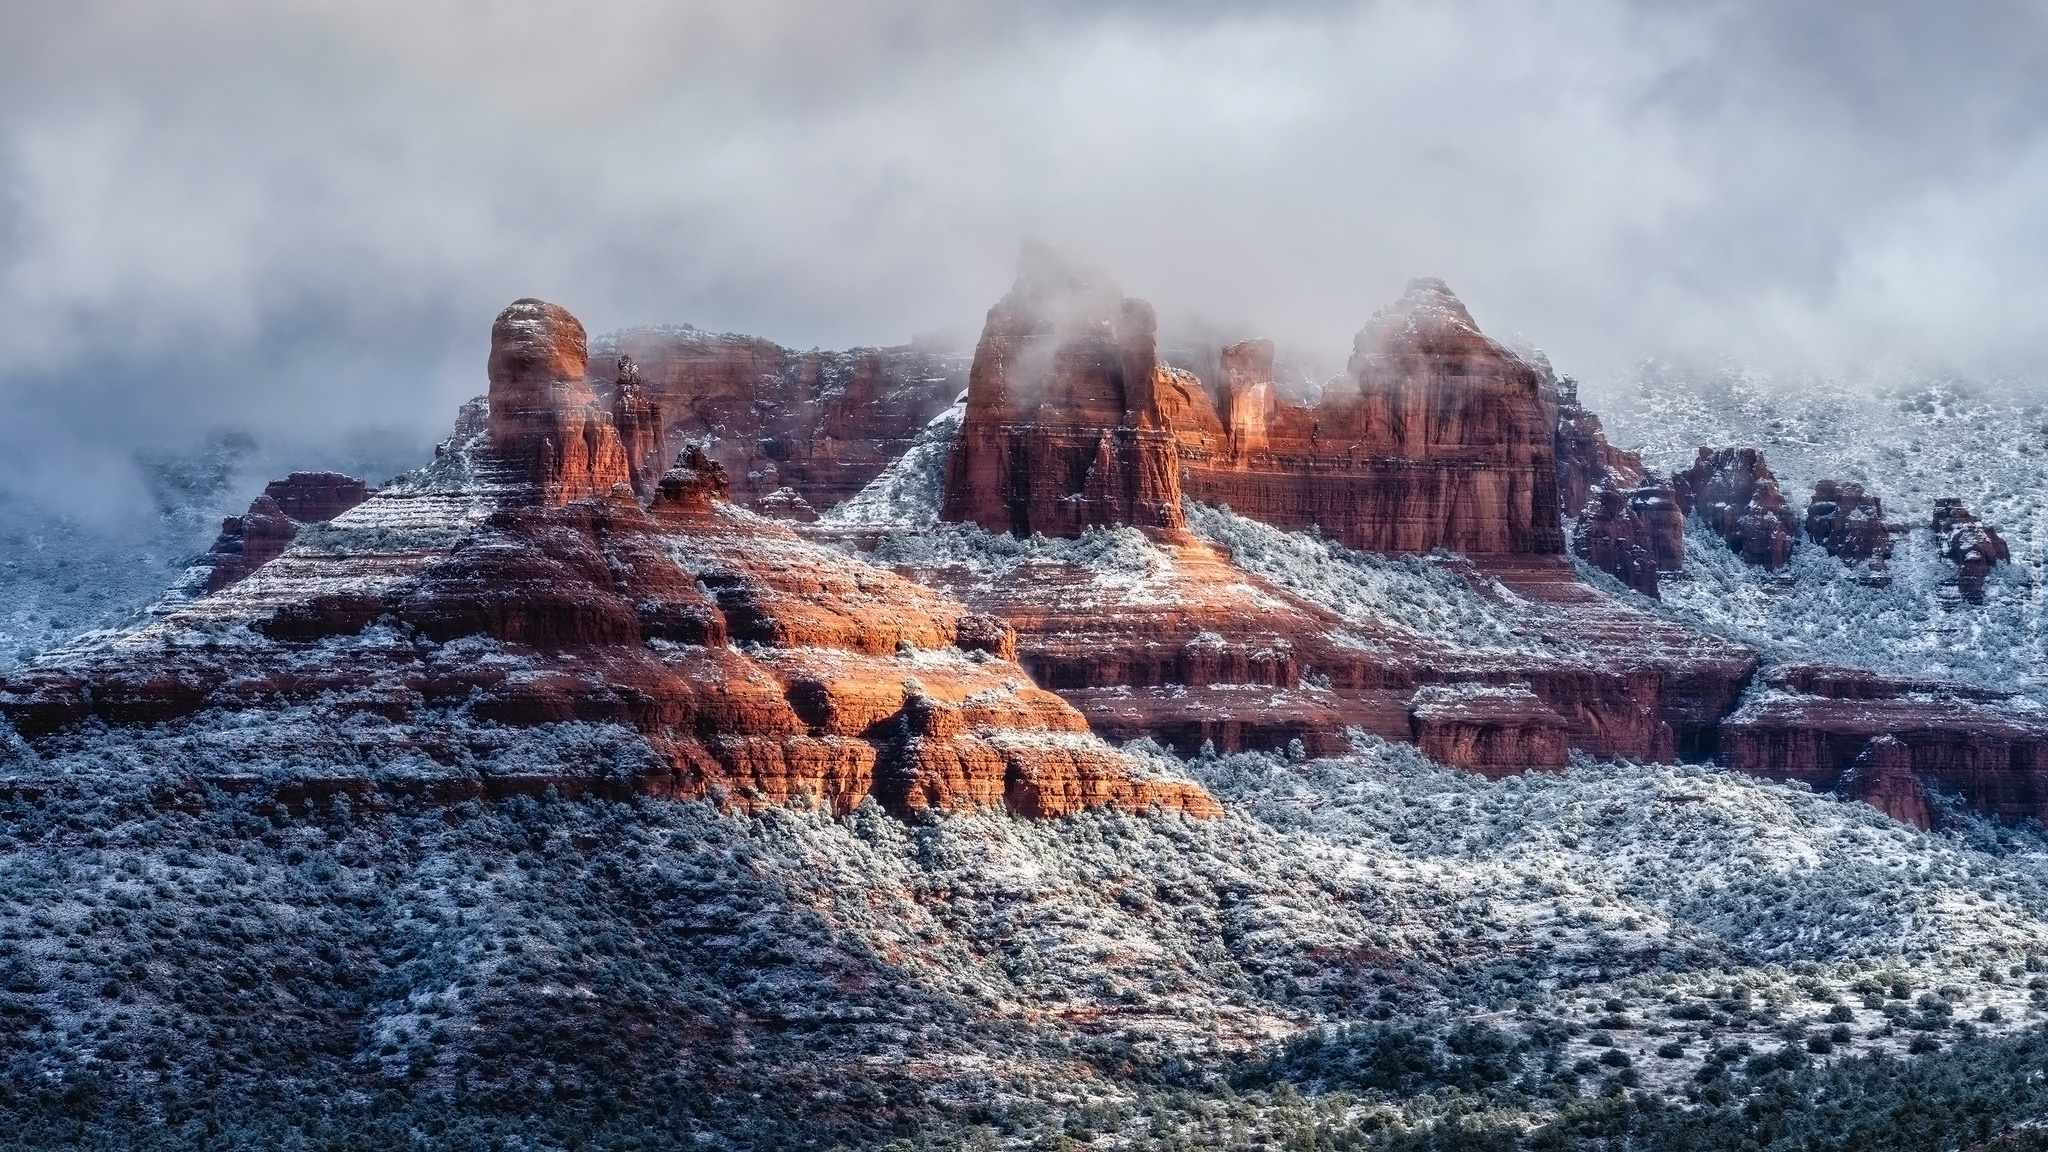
[594,327,966,514]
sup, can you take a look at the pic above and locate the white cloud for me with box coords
[0,0,2044,508]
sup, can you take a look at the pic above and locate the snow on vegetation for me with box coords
[1598,371,2048,696]
[820,393,964,527]
[1184,501,1572,655]
[5,700,2048,1144]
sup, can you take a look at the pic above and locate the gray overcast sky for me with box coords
[3,0,2046,509]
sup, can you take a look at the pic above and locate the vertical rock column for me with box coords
[487,298,635,505]
[939,244,1186,538]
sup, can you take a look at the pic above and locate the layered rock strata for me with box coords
[913,257,1751,774]
[1933,498,2010,602]
[487,298,637,504]
[1721,666,2048,825]
[1,300,1215,823]
[1169,279,1566,556]
[1673,447,1798,570]
[205,472,370,591]
[892,536,1756,774]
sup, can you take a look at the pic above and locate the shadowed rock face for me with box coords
[1721,667,2048,826]
[607,354,666,501]
[1553,379,1682,597]
[1172,278,1566,557]
[594,329,966,514]
[939,244,1185,537]
[1673,447,1797,570]
[1838,736,1933,829]
[487,298,635,505]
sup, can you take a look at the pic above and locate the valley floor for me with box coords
[2,730,2048,1149]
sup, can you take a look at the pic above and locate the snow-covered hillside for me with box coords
[2,725,2047,1146]
[1595,371,2048,697]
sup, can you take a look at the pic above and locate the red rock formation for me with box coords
[262,472,370,524]
[205,496,301,591]
[1572,486,1685,598]
[1837,735,1933,829]
[1721,666,2048,824]
[1172,279,1565,557]
[2,301,1217,824]
[1805,480,1892,575]
[1553,379,1683,597]
[891,537,1756,771]
[487,298,635,505]
[607,354,666,500]
[939,245,1185,538]
[1672,447,1797,570]
[205,472,371,592]
[594,328,965,513]
[1933,498,2010,602]
[900,261,1748,773]
[1410,685,1571,777]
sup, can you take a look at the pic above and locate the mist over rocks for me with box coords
[0,297,1218,823]
[939,243,1186,538]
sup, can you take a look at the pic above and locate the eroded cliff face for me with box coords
[593,327,966,515]
[1171,279,1566,557]
[1673,447,1798,570]
[487,299,637,505]
[1933,498,2010,602]
[1721,667,2048,826]
[1553,380,1683,597]
[0,300,1215,824]
[205,472,371,591]
[938,245,1185,537]
[1805,480,1892,571]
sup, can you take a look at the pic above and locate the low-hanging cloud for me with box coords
[2,0,2046,512]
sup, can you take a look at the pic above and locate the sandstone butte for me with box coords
[897,247,2042,827]
[4,265,2042,831]
[0,298,1219,823]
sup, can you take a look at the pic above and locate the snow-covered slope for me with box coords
[3,731,2047,1146]
[1597,372,2048,698]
